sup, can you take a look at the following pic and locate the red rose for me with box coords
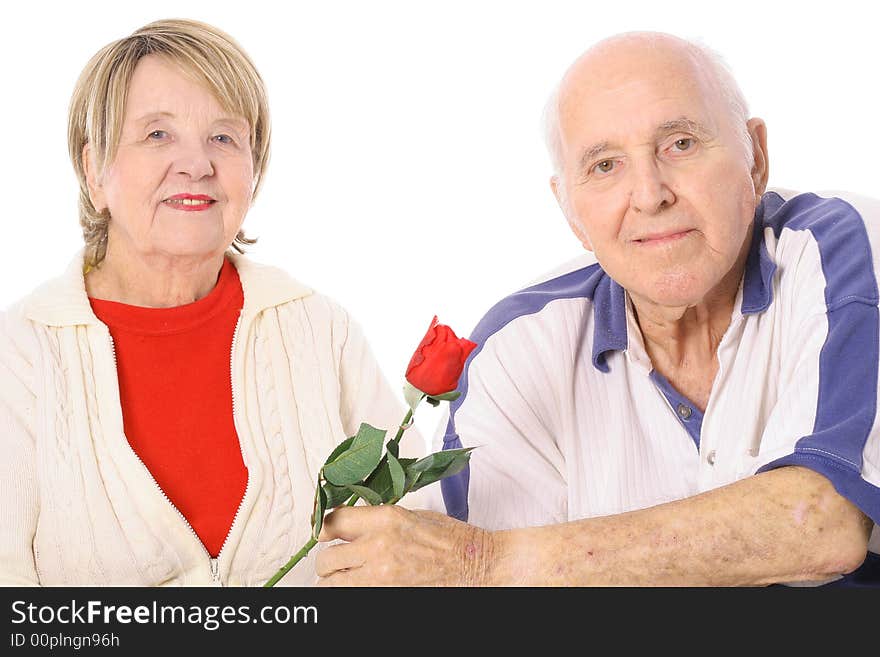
[405,316,477,396]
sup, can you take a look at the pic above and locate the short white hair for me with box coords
[543,32,752,177]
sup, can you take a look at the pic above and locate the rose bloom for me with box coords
[405,316,477,396]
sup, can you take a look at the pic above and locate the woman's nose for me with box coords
[173,141,215,180]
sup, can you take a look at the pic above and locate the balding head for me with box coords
[540,30,769,312]
[544,32,751,176]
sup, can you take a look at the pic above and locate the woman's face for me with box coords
[86,54,255,263]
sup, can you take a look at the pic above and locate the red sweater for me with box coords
[89,259,248,557]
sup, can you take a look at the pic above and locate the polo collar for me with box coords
[740,196,779,315]
[590,274,628,372]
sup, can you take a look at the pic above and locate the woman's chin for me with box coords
[149,241,230,262]
[149,230,233,258]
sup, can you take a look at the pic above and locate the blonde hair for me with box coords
[68,18,271,268]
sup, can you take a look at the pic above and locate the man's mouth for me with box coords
[634,229,693,244]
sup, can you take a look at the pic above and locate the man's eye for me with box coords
[594,160,615,174]
[673,138,694,151]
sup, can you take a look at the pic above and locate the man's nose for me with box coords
[173,140,215,180]
[628,157,675,214]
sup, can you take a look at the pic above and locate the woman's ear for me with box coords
[83,143,107,212]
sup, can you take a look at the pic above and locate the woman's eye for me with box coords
[213,134,234,145]
[147,130,168,140]
[673,138,694,151]
[594,160,615,174]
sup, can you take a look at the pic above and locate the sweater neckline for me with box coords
[88,258,242,335]
[22,249,314,327]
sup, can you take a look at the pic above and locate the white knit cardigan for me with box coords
[0,251,424,586]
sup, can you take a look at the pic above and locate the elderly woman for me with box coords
[0,19,422,586]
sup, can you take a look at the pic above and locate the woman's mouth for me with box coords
[163,194,217,212]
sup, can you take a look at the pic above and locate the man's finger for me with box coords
[316,567,354,587]
[317,505,382,542]
[315,540,365,577]
[317,562,379,587]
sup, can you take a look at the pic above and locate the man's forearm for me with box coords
[483,466,872,586]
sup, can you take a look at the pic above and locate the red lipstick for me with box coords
[163,194,216,212]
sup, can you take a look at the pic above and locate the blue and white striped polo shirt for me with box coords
[438,188,880,582]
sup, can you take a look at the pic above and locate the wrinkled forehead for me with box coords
[556,42,724,152]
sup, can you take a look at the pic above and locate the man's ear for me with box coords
[82,143,107,212]
[746,117,769,197]
[550,175,593,251]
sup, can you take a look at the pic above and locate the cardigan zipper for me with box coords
[214,312,252,577]
[107,312,248,586]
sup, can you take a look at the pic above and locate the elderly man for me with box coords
[315,31,879,586]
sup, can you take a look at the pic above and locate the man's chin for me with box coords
[628,275,711,312]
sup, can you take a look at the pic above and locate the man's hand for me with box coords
[315,505,493,586]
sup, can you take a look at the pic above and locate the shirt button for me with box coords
[676,403,692,420]
[707,450,716,465]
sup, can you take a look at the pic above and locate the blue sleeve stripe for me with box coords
[759,192,880,517]
[764,192,879,308]
[440,263,607,521]
[439,433,470,521]
[804,302,878,470]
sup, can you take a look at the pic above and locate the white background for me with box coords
[1,0,877,443]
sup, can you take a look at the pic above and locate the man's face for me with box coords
[554,42,766,309]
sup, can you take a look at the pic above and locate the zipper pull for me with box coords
[210,558,221,584]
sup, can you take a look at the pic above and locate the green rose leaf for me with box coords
[387,452,405,500]
[322,482,354,509]
[323,436,355,466]
[311,479,328,540]
[362,452,406,503]
[399,457,421,495]
[346,484,384,506]
[364,458,395,503]
[323,423,386,486]
[406,447,474,492]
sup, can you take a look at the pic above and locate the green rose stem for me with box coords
[263,537,318,587]
[263,406,418,587]
[390,406,415,447]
